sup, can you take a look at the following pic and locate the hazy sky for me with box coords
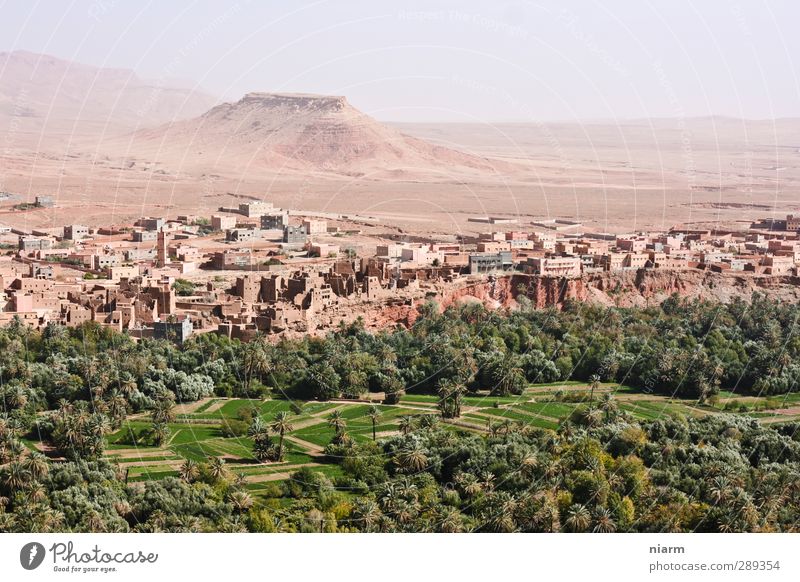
[2,0,799,122]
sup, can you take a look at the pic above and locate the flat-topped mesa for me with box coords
[207,92,350,117]
[244,92,348,107]
[120,89,509,176]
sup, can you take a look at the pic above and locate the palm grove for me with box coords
[1,292,800,532]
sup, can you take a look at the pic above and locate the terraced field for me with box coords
[61,382,800,494]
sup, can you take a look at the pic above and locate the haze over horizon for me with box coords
[1,0,798,123]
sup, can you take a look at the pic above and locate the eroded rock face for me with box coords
[353,270,800,331]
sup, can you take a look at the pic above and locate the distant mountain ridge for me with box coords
[0,50,217,142]
[0,52,512,180]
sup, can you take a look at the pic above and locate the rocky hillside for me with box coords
[0,51,216,144]
[353,270,800,332]
[113,92,512,178]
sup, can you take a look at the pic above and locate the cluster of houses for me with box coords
[2,200,800,341]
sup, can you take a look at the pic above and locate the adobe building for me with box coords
[138,217,165,231]
[283,224,308,244]
[524,256,582,278]
[153,315,193,344]
[19,237,53,253]
[226,228,260,243]
[132,230,158,242]
[210,250,253,270]
[212,214,237,231]
[261,211,289,230]
[302,219,327,235]
[469,251,513,274]
[239,201,273,218]
[64,225,89,240]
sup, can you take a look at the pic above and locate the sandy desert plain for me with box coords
[2,52,799,237]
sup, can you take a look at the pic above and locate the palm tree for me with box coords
[85,511,106,532]
[208,457,228,482]
[708,475,733,504]
[151,421,170,446]
[233,472,248,488]
[9,386,28,409]
[396,478,420,502]
[592,507,617,533]
[229,490,254,513]
[177,515,203,533]
[599,392,618,421]
[490,354,526,397]
[420,414,440,430]
[327,410,347,444]
[27,482,47,504]
[456,473,483,498]
[517,454,539,478]
[179,459,199,483]
[564,503,591,532]
[581,407,603,427]
[486,493,517,532]
[119,378,138,398]
[22,453,49,482]
[367,405,381,441]
[375,345,397,369]
[107,393,129,427]
[392,500,416,525]
[437,379,465,419]
[253,438,276,463]
[248,417,269,440]
[395,445,428,473]
[270,411,293,461]
[398,415,416,435]
[353,500,382,532]
[437,506,464,533]
[480,472,496,493]
[2,461,30,491]
[588,374,601,408]
[151,397,175,425]
[241,334,272,394]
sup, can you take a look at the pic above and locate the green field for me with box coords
[97,384,800,499]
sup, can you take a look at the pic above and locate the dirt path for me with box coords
[204,399,228,414]
[284,435,325,455]
[469,409,557,424]
[443,418,490,432]
[759,412,800,424]
[399,400,438,409]
[525,384,606,394]
[289,404,349,430]
[115,459,184,468]
[245,462,322,483]
[106,448,171,459]
[174,397,215,415]
[762,405,800,416]
[374,430,399,438]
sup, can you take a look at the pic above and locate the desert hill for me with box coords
[0,50,217,146]
[107,92,511,179]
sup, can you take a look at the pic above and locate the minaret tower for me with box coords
[157,229,168,268]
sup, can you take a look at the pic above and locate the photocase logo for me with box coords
[20,542,46,570]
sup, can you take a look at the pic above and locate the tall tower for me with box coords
[157,230,168,268]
